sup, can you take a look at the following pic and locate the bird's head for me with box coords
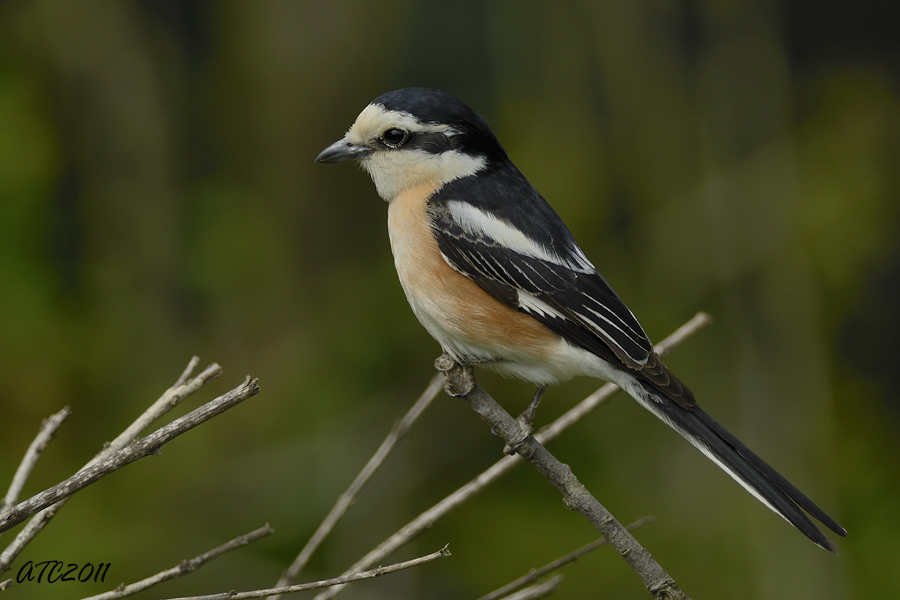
[316,88,506,200]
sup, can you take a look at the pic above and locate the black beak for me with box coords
[315,138,374,163]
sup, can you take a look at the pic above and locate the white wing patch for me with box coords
[446,200,594,272]
[517,291,564,319]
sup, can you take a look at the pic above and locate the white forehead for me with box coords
[345,103,457,144]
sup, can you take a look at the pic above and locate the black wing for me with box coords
[427,169,692,405]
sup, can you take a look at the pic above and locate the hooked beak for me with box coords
[315,138,374,163]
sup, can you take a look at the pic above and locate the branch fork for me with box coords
[434,354,692,600]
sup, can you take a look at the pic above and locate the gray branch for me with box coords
[81,525,275,600]
[0,375,258,534]
[479,516,656,600]
[0,358,225,574]
[441,365,689,600]
[498,576,563,600]
[269,373,444,597]
[1,407,71,517]
[164,546,451,600]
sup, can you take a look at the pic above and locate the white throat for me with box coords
[361,150,486,201]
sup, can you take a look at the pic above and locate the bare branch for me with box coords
[1,407,71,515]
[0,376,259,534]
[103,361,222,455]
[654,312,712,357]
[164,546,451,600]
[174,355,202,387]
[534,311,712,443]
[498,575,563,600]
[270,373,444,597]
[311,313,710,600]
[315,456,520,600]
[479,516,655,600]
[80,525,275,600]
[444,366,689,599]
[0,358,224,574]
[0,503,60,576]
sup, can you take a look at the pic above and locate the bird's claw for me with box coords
[503,415,534,455]
[435,354,476,397]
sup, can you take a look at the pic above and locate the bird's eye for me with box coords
[381,128,408,148]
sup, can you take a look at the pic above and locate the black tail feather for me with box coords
[633,381,846,551]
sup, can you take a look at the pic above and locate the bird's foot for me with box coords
[503,416,534,455]
[434,354,475,397]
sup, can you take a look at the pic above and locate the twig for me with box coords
[444,368,689,599]
[312,313,710,600]
[80,525,275,600]
[174,356,203,387]
[270,373,444,598]
[0,358,222,574]
[654,312,712,357]
[534,312,712,442]
[103,361,222,455]
[164,546,451,600]
[498,575,563,600]
[0,503,60,576]
[1,407,71,515]
[479,516,655,600]
[0,376,259,534]
[314,454,520,600]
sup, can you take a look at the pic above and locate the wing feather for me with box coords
[427,189,693,406]
[428,169,695,408]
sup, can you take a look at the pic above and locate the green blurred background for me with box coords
[1,1,898,598]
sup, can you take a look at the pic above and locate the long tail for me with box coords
[628,380,847,551]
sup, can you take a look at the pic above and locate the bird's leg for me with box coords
[520,385,546,427]
[505,386,546,454]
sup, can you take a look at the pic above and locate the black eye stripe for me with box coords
[406,131,456,154]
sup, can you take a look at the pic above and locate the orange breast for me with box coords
[386,184,559,362]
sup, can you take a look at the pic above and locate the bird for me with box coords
[315,87,847,551]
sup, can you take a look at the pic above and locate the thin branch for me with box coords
[174,356,202,387]
[164,546,451,600]
[103,361,222,455]
[443,368,689,599]
[498,576,563,600]
[0,503,60,576]
[0,376,259,534]
[655,312,712,357]
[479,516,655,600]
[270,373,444,598]
[534,312,712,443]
[311,313,710,600]
[0,358,223,574]
[314,454,520,600]
[80,525,275,600]
[1,407,71,514]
